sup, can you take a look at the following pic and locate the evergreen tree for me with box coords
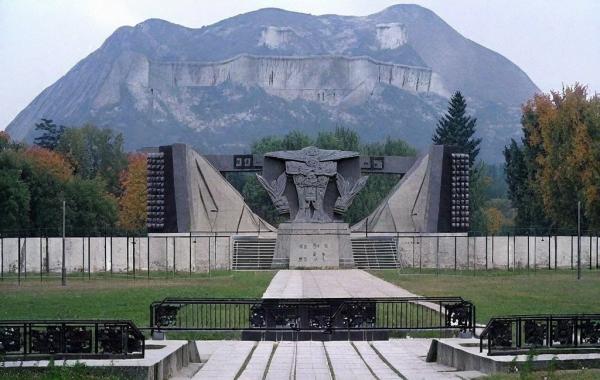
[432,91,481,164]
[33,118,65,150]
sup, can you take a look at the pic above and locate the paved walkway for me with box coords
[262,269,418,299]
[192,339,484,379]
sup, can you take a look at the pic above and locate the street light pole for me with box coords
[62,200,66,286]
[577,201,581,280]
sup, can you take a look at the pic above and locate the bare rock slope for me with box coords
[6,5,538,161]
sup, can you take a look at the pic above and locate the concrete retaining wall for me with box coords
[0,234,597,273]
[391,234,598,270]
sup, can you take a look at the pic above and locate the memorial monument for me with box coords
[257,146,368,268]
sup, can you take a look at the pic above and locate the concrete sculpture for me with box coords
[258,146,368,268]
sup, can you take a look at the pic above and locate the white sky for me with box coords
[1,0,599,130]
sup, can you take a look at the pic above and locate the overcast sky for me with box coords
[1,0,599,130]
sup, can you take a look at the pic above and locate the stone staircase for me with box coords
[231,238,276,270]
[352,238,400,269]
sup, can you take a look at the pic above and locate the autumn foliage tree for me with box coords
[118,153,147,232]
[24,146,73,182]
[505,84,600,231]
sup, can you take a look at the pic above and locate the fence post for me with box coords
[589,234,593,270]
[412,235,415,268]
[436,235,439,276]
[132,237,136,280]
[82,237,85,278]
[173,237,176,278]
[23,236,27,279]
[491,234,494,267]
[126,235,130,276]
[548,235,551,270]
[88,236,91,280]
[527,233,530,271]
[18,235,21,285]
[513,233,516,270]
[571,235,574,270]
[534,233,540,269]
[45,235,49,274]
[596,236,598,269]
[104,234,107,274]
[147,235,150,280]
[454,235,457,271]
[110,236,113,277]
[507,233,510,271]
[485,235,488,271]
[554,236,558,271]
[473,236,476,275]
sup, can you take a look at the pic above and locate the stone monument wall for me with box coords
[0,234,597,274]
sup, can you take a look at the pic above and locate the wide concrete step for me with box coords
[182,339,485,380]
[192,341,256,379]
[324,341,376,379]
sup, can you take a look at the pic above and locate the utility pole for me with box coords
[62,200,66,286]
[577,201,581,280]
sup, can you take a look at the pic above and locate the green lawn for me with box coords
[0,271,275,327]
[372,269,600,323]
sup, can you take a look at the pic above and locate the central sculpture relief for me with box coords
[257,146,368,223]
[257,146,368,269]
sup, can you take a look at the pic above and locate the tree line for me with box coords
[0,120,146,236]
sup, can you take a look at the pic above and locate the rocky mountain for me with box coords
[6,4,538,161]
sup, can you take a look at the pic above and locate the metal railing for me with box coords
[0,320,145,360]
[149,297,475,335]
[480,314,600,355]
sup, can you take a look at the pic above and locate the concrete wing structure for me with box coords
[147,144,275,233]
[351,145,469,233]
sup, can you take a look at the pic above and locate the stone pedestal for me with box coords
[273,223,354,269]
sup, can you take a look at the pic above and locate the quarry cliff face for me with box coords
[149,54,432,107]
[6,4,539,162]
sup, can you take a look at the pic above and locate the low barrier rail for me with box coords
[0,320,145,360]
[480,314,600,355]
[149,297,475,335]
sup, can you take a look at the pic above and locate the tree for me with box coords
[24,146,73,182]
[0,169,30,232]
[432,91,481,164]
[315,126,360,151]
[33,118,65,150]
[57,124,127,195]
[433,91,484,230]
[118,153,147,232]
[504,84,600,232]
[0,131,10,151]
[64,178,118,235]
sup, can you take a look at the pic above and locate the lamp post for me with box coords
[62,200,66,286]
[577,201,581,280]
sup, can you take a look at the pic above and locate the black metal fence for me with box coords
[480,314,600,355]
[0,320,145,360]
[149,297,475,336]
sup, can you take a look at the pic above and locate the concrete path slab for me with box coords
[237,341,275,380]
[353,341,401,379]
[265,341,296,380]
[372,339,461,380]
[324,341,376,380]
[263,269,417,299]
[294,341,332,380]
[193,341,255,380]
